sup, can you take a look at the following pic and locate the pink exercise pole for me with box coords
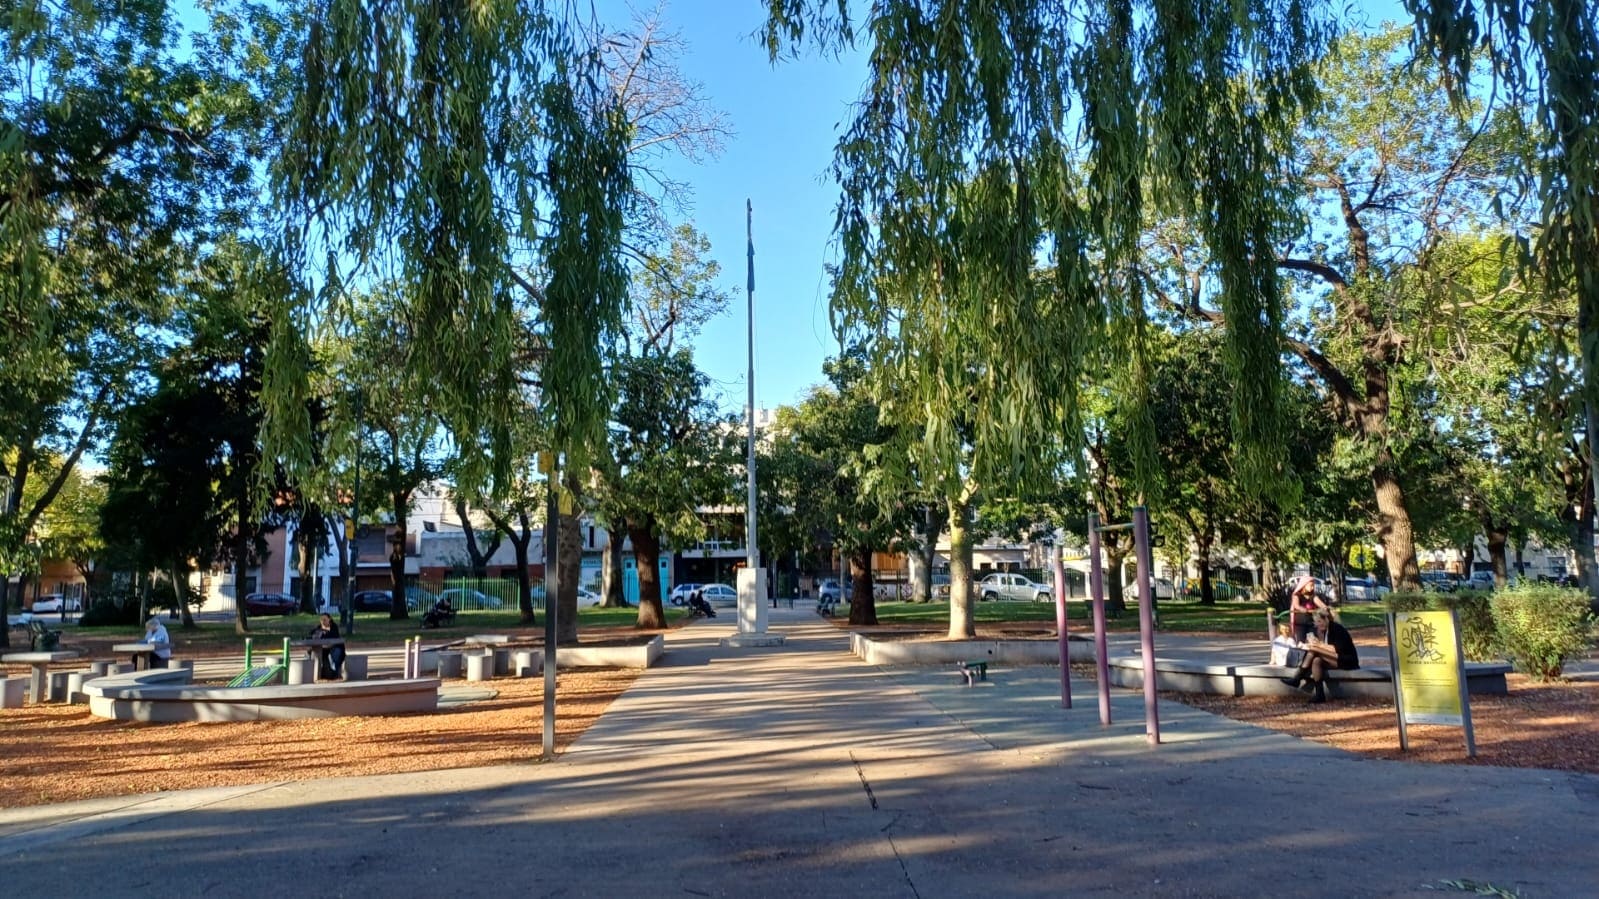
[1053,540,1071,709]
[1087,513,1112,726]
[1133,506,1161,746]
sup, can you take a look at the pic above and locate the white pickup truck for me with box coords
[977,573,1052,602]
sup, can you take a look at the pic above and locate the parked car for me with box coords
[28,593,82,614]
[437,588,502,611]
[577,588,602,607]
[668,583,702,606]
[244,592,297,616]
[1341,576,1390,602]
[405,587,440,611]
[977,572,1051,602]
[1419,571,1459,593]
[816,579,845,603]
[1464,571,1498,591]
[1125,578,1176,600]
[351,590,395,612]
[699,583,738,606]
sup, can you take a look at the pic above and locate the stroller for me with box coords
[422,598,457,629]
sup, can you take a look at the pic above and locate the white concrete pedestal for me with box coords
[722,568,785,648]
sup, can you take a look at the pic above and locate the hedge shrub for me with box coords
[1490,585,1595,680]
[1380,590,1498,661]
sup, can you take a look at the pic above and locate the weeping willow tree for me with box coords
[1405,2,1599,572]
[764,1,1329,636]
[264,1,632,500]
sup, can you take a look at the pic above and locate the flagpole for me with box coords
[745,199,759,578]
[725,199,781,646]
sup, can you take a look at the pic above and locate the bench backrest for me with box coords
[28,620,61,651]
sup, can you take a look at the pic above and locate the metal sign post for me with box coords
[1387,609,1475,757]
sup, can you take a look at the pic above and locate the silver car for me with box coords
[977,573,1052,602]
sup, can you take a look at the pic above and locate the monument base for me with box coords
[719,633,787,648]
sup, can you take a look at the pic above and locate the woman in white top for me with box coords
[141,617,173,669]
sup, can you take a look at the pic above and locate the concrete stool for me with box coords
[437,651,464,678]
[178,659,195,674]
[1,677,25,709]
[65,671,89,704]
[47,670,74,703]
[88,660,112,677]
[343,654,368,681]
[287,656,317,685]
[513,649,540,677]
[465,652,491,682]
[417,652,439,675]
[492,648,511,677]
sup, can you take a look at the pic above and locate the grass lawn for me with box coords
[864,598,1389,634]
[67,604,680,652]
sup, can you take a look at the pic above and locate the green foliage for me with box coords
[1490,584,1595,679]
[1383,590,1498,660]
[274,0,634,492]
[762,1,1333,504]
[1382,591,1432,613]
[1435,591,1498,661]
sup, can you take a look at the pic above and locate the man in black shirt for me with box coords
[1280,610,1359,703]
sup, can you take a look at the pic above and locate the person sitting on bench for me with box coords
[307,613,346,679]
[138,617,173,670]
[1280,610,1358,703]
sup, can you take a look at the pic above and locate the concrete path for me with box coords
[3,606,1597,897]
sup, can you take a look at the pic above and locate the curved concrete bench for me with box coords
[1104,656,1511,699]
[850,632,1086,666]
[84,668,441,722]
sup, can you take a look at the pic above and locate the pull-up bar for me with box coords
[1084,507,1161,746]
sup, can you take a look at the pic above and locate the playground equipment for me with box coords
[227,637,290,687]
[1086,506,1161,745]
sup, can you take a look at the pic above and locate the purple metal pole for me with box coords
[1087,513,1111,726]
[1133,506,1161,746]
[1053,541,1071,708]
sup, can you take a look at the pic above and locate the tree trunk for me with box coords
[907,546,929,604]
[389,493,409,619]
[170,562,194,629]
[1194,527,1216,605]
[455,498,501,577]
[946,499,975,639]
[557,501,581,643]
[629,522,666,629]
[601,533,627,607]
[295,528,315,614]
[1484,517,1510,589]
[1371,454,1421,592]
[232,535,250,635]
[1104,544,1129,615]
[511,514,537,624]
[0,578,11,649]
[915,505,941,603]
[848,549,878,625]
[332,520,351,617]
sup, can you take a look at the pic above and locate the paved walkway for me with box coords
[3,606,1597,897]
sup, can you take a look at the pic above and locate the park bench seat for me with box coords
[28,620,61,652]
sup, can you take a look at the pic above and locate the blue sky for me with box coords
[633,0,1408,415]
[612,1,869,415]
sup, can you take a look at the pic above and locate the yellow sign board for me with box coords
[345,519,355,540]
[1393,611,1463,724]
[1388,610,1475,756]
